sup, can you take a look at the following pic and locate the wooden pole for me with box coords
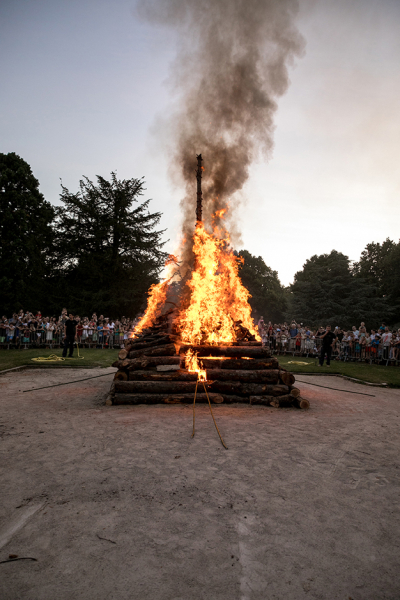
[196,154,203,224]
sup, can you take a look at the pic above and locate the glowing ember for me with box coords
[177,223,260,345]
[185,349,207,381]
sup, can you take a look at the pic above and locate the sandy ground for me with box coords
[0,367,399,600]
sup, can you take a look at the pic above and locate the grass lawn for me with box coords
[1,348,400,387]
[277,355,400,387]
[0,348,120,371]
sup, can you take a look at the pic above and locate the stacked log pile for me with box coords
[110,328,310,410]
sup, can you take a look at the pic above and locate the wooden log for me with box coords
[289,387,301,398]
[232,341,262,346]
[178,345,271,358]
[249,396,274,405]
[113,357,180,370]
[270,395,295,408]
[118,349,129,360]
[292,397,310,409]
[123,336,173,351]
[197,369,280,384]
[208,381,290,397]
[128,343,177,359]
[114,370,128,381]
[128,370,198,381]
[201,358,279,370]
[115,380,200,394]
[113,393,226,405]
[279,371,296,386]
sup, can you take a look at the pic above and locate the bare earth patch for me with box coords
[0,368,399,600]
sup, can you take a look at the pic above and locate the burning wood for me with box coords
[108,155,308,414]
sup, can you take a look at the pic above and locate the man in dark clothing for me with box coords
[318,325,337,367]
[62,314,77,358]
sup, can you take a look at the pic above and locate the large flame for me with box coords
[133,280,169,337]
[177,223,260,345]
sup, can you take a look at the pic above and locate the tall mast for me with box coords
[196,154,203,224]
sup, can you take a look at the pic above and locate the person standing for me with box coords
[318,325,337,367]
[381,327,392,360]
[62,314,77,358]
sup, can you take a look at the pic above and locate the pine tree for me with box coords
[52,172,168,317]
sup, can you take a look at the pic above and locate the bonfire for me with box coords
[109,155,309,447]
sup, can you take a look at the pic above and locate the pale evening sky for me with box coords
[1,0,399,285]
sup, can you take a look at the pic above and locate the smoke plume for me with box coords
[138,0,305,264]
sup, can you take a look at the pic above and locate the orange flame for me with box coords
[133,280,169,337]
[177,223,260,345]
[185,349,207,381]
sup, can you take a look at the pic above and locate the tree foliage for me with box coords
[51,173,168,317]
[287,250,392,329]
[0,152,55,313]
[353,238,400,322]
[238,250,287,323]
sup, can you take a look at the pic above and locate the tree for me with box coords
[52,172,168,317]
[287,250,392,329]
[0,153,55,314]
[353,239,400,322]
[237,250,287,323]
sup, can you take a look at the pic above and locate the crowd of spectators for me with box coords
[2,310,400,363]
[257,318,400,362]
[0,309,143,348]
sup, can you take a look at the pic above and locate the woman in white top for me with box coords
[82,319,89,340]
[46,321,54,341]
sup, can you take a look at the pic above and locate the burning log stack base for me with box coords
[110,325,310,410]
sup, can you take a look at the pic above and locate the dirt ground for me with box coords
[0,367,399,600]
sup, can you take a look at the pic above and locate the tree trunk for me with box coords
[118,349,128,360]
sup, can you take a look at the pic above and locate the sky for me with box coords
[1,0,399,285]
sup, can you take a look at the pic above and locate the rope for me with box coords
[191,380,199,438]
[190,377,228,449]
[23,371,114,393]
[31,341,85,362]
[202,380,228,449]
[296,379,375,397]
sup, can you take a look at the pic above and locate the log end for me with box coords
[212,395,224,404]
[114,370,128,381]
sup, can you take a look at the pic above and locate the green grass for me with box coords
[2,348,400,387]
[0,348,119,371]
[277,355,400,387]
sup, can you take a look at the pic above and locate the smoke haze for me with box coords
[138,0,305,262]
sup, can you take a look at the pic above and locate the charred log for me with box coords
[178,345,270,358]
